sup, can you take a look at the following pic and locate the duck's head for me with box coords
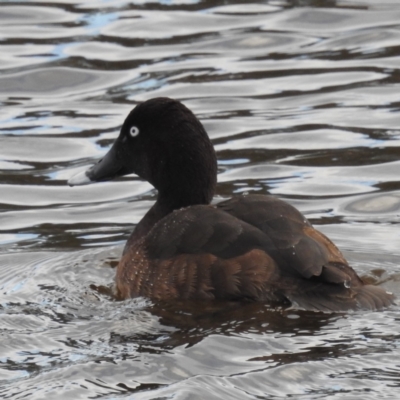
[69,97,217,208]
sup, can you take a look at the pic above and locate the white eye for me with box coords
[129,126,140,137]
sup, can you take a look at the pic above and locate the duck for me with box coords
[69,97,394,312]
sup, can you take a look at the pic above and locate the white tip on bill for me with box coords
[68,168,93,186]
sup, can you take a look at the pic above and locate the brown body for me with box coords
[116,195,393,311]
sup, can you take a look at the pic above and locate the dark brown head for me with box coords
[69,97,218,209]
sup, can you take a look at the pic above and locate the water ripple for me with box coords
[0,0,400,399]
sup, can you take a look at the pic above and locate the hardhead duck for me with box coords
[69,97,394,312]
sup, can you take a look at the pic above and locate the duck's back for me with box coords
[116,194,394,311]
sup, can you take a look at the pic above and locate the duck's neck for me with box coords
[122,188,214,255]
[122,200,168,254]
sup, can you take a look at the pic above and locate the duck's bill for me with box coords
[68,168,93,186]
[68,144,126,186]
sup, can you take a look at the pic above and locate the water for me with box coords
[1,0,400,398]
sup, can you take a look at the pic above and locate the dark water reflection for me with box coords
[1,0,400,398]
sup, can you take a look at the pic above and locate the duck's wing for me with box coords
[216,194,394,310]
[216,194,353,283]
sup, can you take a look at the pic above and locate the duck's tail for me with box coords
[353,284,394,311]
[286,284,394,312]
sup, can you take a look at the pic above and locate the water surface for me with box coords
[1,0,400,399]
